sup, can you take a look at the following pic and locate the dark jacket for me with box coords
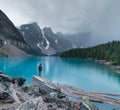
[38,65,42,72]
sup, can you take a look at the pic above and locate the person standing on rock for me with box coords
[38,64,42,77]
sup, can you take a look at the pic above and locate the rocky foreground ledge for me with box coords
[0,73,99,110]
[0,73,119,110]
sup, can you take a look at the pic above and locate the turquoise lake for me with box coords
[0,56,120,109]
[0,56,120,94]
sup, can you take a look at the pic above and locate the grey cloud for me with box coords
[0,0,120,43]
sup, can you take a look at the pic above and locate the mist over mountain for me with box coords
[0,8,115,56]
[0,10,73,56]
[1,0,120,45]
[56,32,92,48]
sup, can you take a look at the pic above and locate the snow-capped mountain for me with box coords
[19,22,72,55]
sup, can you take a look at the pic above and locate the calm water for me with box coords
[0,56,120,109]
[0,56,120,94]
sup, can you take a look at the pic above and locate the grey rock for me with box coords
[0,90,14,103]
[49,91,66,100]
[49,92,58,100]
[15,77,26,86]
[0,74,99,110]
[0,74,14,83]
[22,86,41,98]
[17,97,44,110]
[57,90,66,99]
[32,76,60,94]
[81,97,99,110]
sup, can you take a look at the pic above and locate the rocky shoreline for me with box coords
[0,73,119,110]
[0,73,99,110]
[95,60,120,74]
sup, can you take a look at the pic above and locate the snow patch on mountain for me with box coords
[25,27,29,30]
[21,31,25,36]
[37,43,42,49]
[41,29,50,50]
[55,40,58,44]
[18,22,72,56]
[4,41,6,45]
[37,43,56,56]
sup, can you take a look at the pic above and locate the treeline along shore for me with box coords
[61,41,120,65]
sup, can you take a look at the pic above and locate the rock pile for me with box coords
[0,73,99,110]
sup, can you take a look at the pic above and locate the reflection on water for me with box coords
[0,56,120,94]
[44,57,50,75]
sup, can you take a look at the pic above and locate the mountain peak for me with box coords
[56,32,64,36]
[43,27,53,34]
[21,22,39,28]
[0,10,3,13]
[0,10,5,14]
[20,22,42,32]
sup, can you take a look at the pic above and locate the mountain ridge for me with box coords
[0,10,32,56]
[0,10,91,56]
[19,22,72,55]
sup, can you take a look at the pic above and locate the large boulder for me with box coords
[0,74,14,83]
[32,76,60,94]
[15,77,26,86]
[17,97,44,110]
[21,86,41,99]
[0,90,14,103]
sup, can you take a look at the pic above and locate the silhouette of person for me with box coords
[38,64,42,76]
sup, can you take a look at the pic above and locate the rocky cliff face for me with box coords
[0,10,32,56]
[0,10,24,41]
[43,27,72,55]
[19,22,43,55]
[19,22,72,55]
[19,22,92,56]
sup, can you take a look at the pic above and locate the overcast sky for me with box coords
[0,0,120,42]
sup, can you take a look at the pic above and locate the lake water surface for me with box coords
[0,56,120,94]
[0,56,120,109]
